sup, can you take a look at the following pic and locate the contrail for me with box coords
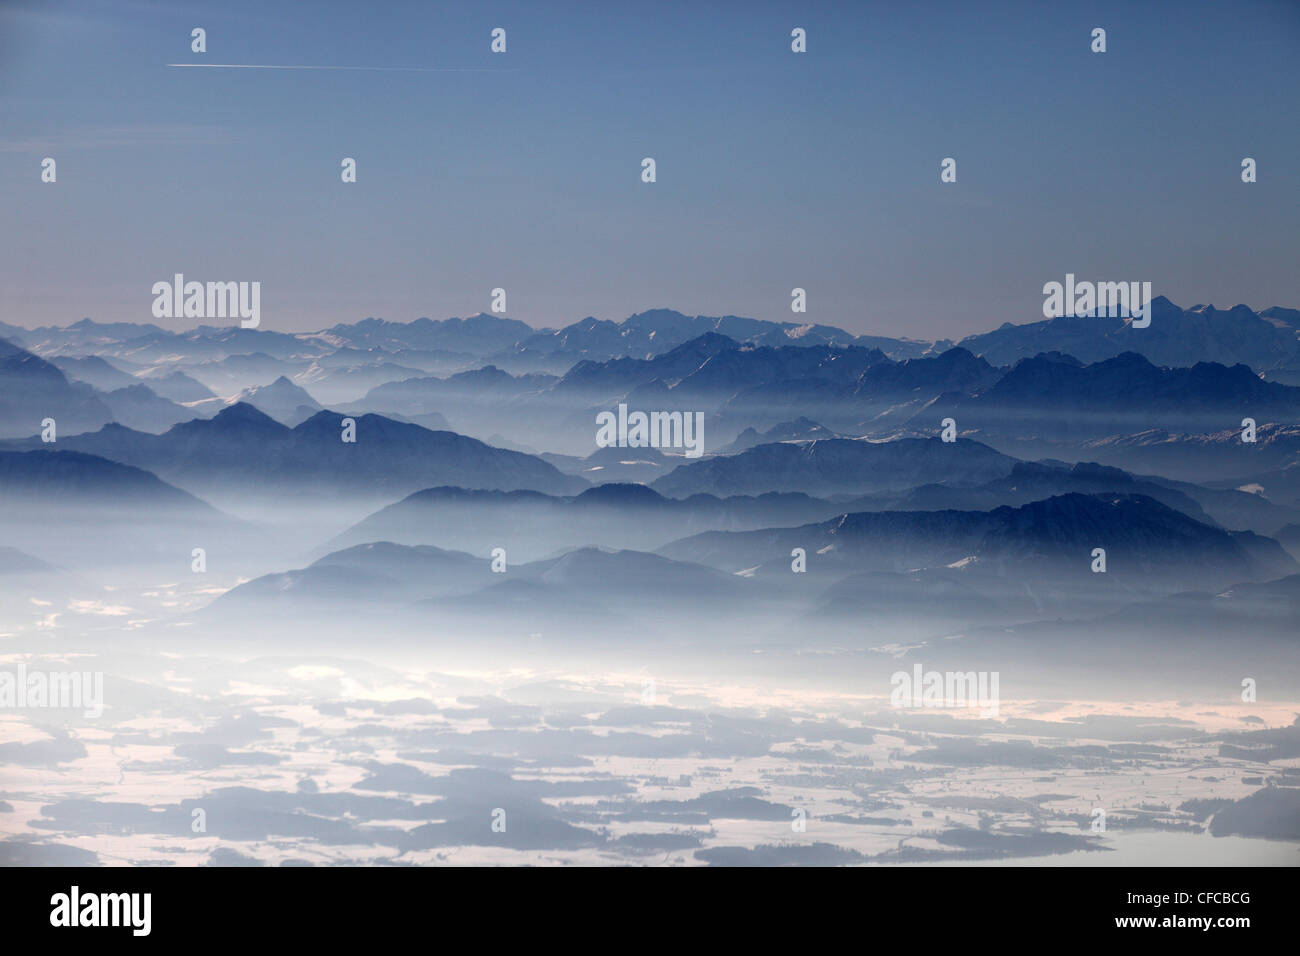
[165,63,510,72]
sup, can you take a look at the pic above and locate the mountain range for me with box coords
[0,402,586,506]
[6,296,1295,376]
[656,492,1297,597]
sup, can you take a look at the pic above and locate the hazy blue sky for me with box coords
[1,0,1296,338]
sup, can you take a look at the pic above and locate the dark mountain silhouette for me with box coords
[350,334,899,455]
[885,459,1298,533]
[808,566,1010,631]
[0,402,587,501]
[99,383,195,432]
[670,341,891,399]
[139,369,217,403]
[554,332,746,400]
[1078,423,1300,488]
[50,355,137,392]
[228,375,323,425]
[10,298,1296,384]
[11,302,1298,464]
[322,313,534,354]
[957,297,1300,374]
[14,320,315,368]
[0,338,114,438]
[546,335,898,412]
[852,346,999,400]
[508,546,746,602]
[0,449,233,567]
[721,417,839,453]
[1260,306,1300,331]
[576,442,671,484]
[354,365,556,420]
[210,542,746,627]
[936,351,1300,444]
[1274,524,1300,561]
[657,493,1297,592]
[651,437,1015,498]
[210,542,491,613]
[184,352,310,394]
[327,483,844,561]
[716,346,1001,433]
[491,308,930,369]
[0,449,216,511]
[420,546,755,634]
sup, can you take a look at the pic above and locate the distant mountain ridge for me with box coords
[6,297,1295,375]
[657,492,1298,591]
[0,448,215,510]
[0,337,114,438]
[325,482,849,561]
[650,437,1016,498]
[209,540,745,627]
[4,296,1299,465]
[0,402,587,503]
[934,351,1300,437]
[956,297,1300,376]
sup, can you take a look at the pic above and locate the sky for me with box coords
[1,0,1297,339]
